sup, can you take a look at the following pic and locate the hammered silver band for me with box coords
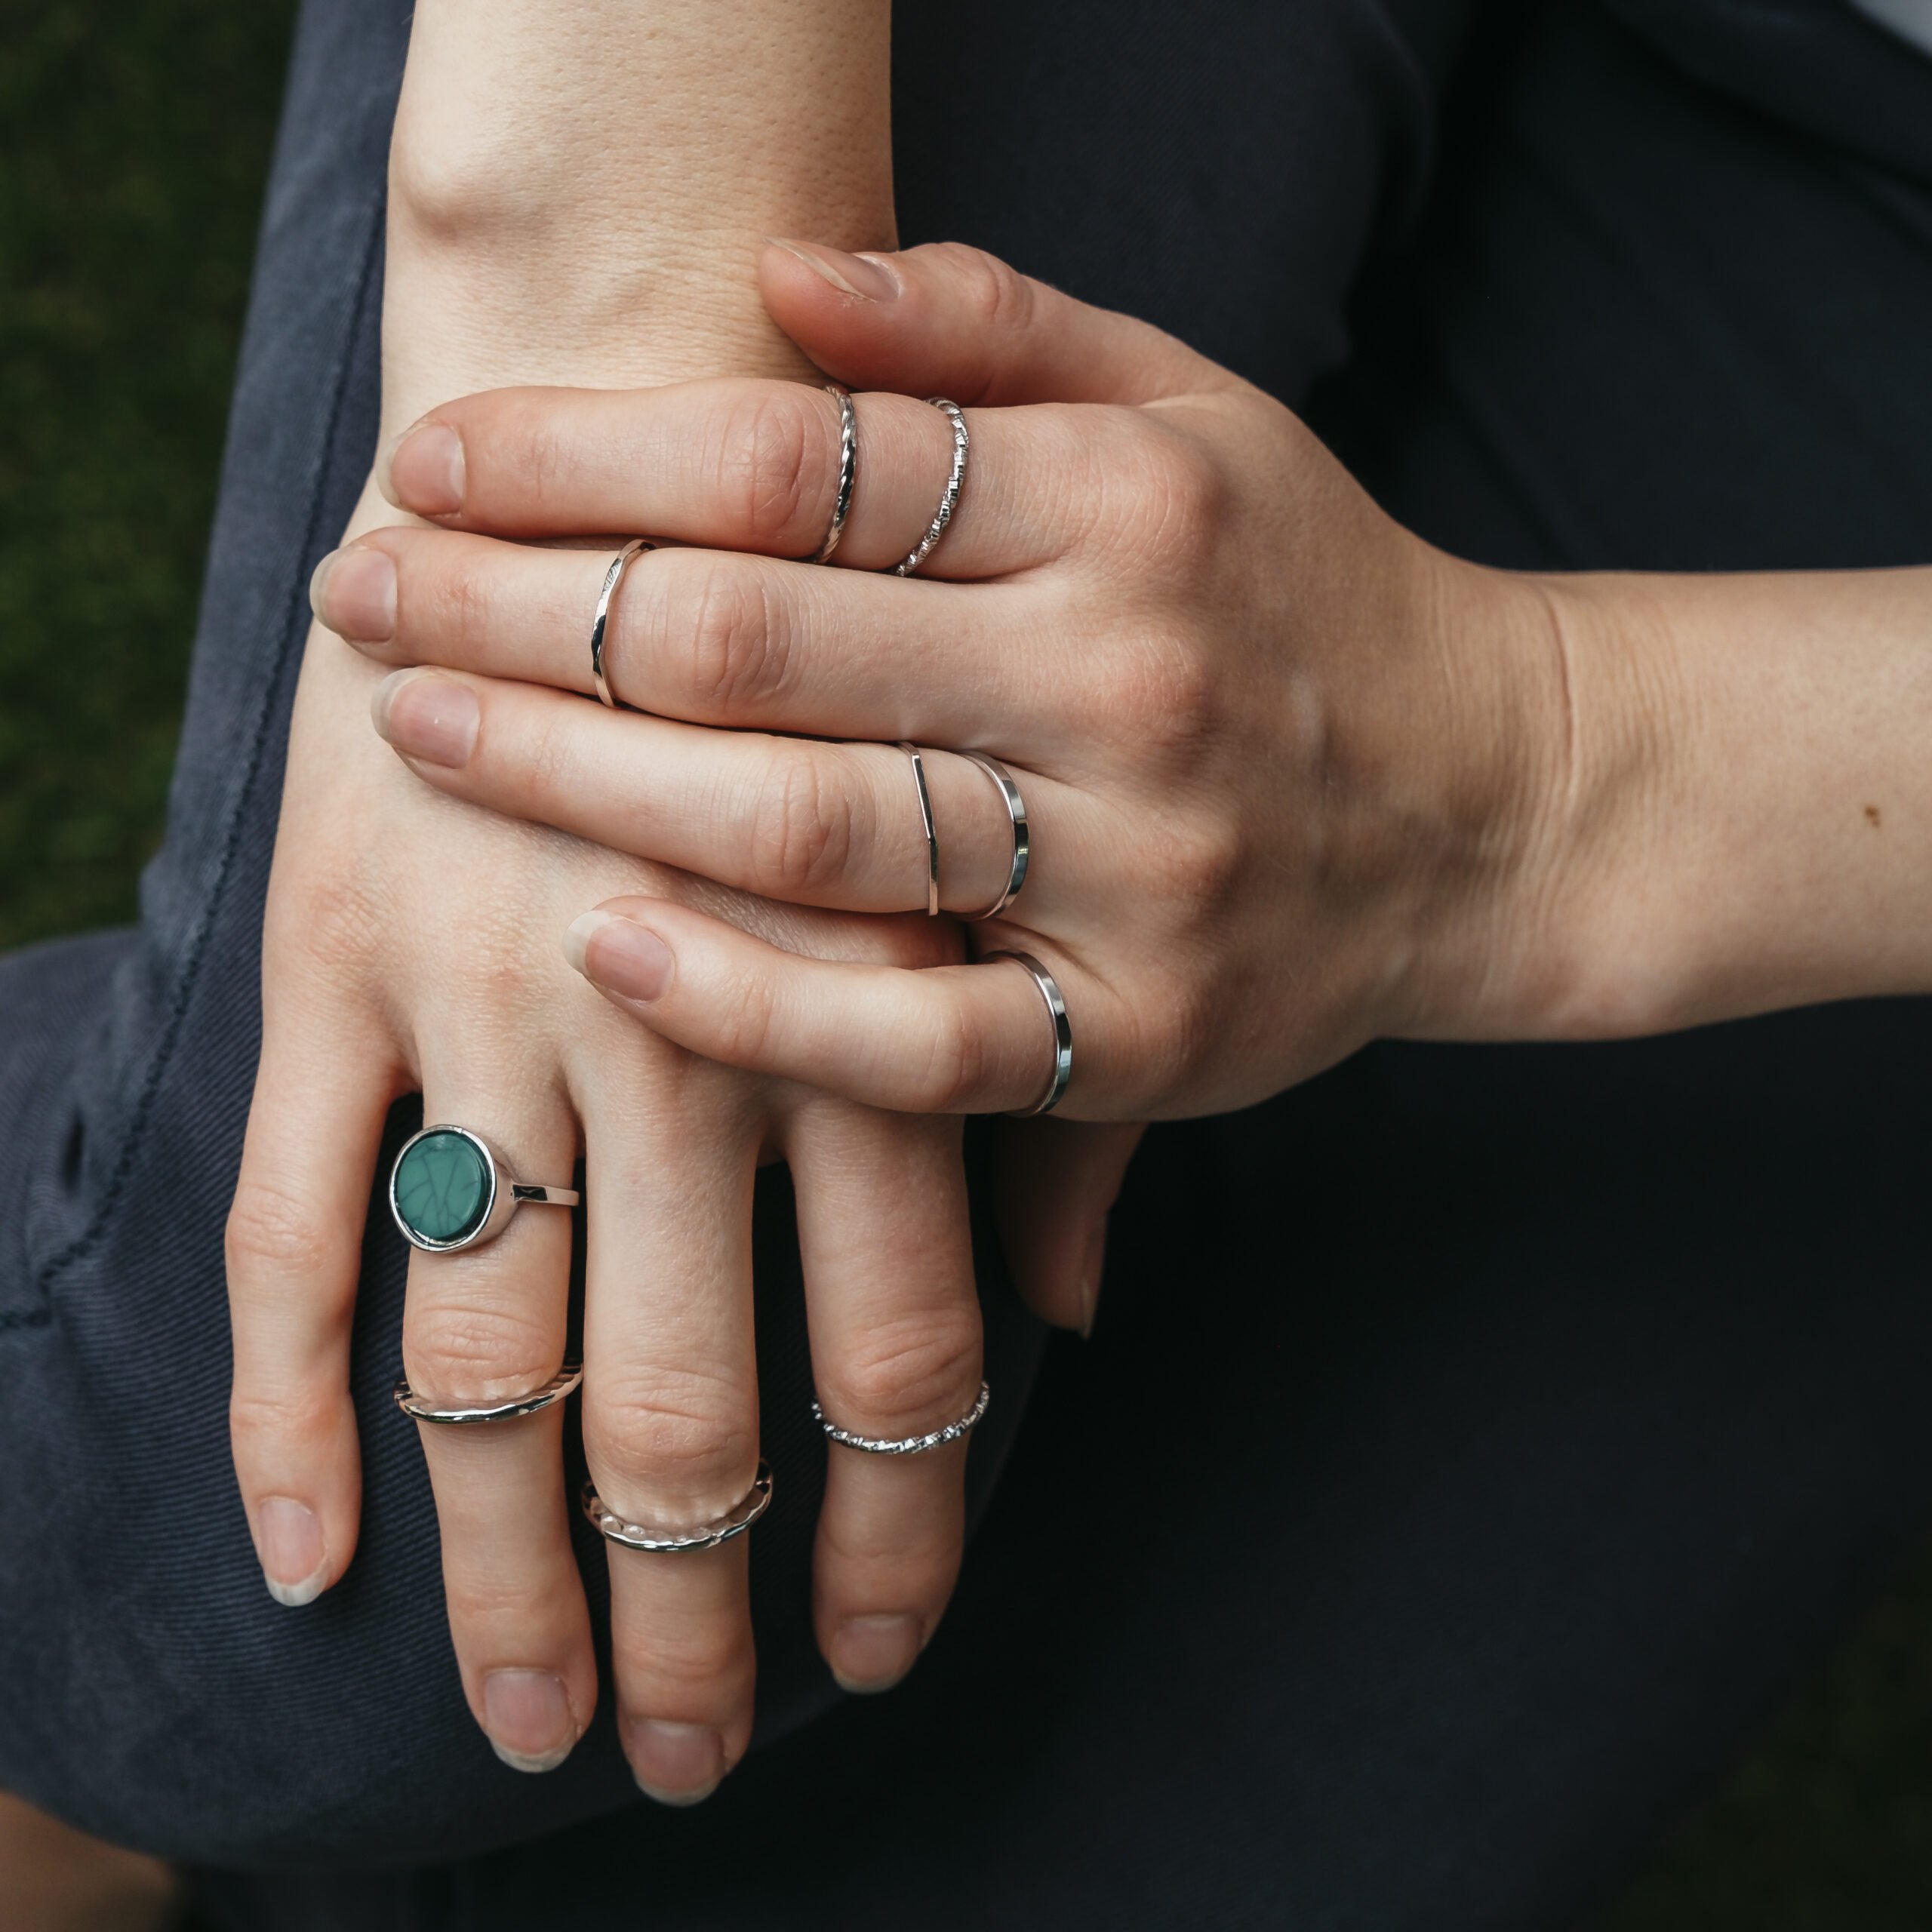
[583,1462,774,1553]
[897,742,941,916]
[986,951,1073,1115]
[891,399,968,577]
[810,384,857,564]
[813,1381,990,1455]
[952,751,1029,920]
[394,1361,583,1426]
[591,538,654,708]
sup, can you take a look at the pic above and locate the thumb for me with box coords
[992,1118,1147,1336]
[759,238,1234,409]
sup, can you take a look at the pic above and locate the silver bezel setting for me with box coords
[389,1124,503,1253]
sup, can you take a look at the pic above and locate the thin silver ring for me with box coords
[952,751,1029,920]
[813,1380,991,1455]
[582,1462,774,1553]
[810,384,857,564]
[394,1361,583,1426]
[890,399,968,577]
[898,741,940,917]
[985,951,1072,1115]
[590,538,654,708]
[389,1124,580,1254]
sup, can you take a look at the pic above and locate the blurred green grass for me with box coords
[5,0,1932,1919]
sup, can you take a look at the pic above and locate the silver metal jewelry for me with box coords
[810,384,857,564]
[394,1361,583,1426]
[582,1462,774,1553]
[898,741,941,917]
[890,399,968,577]
[389,1124,580,1254]
[984,951,1072,1115]
[813,1380,991,1455]
[590,538,654,708]
[952,751,1029,920]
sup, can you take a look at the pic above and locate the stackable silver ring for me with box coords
[890,399,968,577]
[813,1380,991,1455]
[952,751,1029,920]
[394,1361,583,1426]
[985,951,1072,1115]
[389,1124,580,1254]
[590,538,654,708]
[582,1462,774,1553]
[898,741,940,917]
[810,384,857,564]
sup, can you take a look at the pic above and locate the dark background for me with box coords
[5,2,1932,1921]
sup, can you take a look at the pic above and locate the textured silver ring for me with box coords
[395,1361,583,1426]
[890,399,968,577]
[952,751,1029,920]
[898,741,940,917]
[985,951,1072,1115]
[389,1124,580,1254]
[813,1380,990,1455]
[583,1462,774,1553]
[810,384,857,564]
[590,538,654,708]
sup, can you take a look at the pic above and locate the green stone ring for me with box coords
[389,1124,580,1254]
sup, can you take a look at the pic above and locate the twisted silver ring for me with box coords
[583,1463,774,1553]
[897,742,940,916]
[590,538,655,708]
[985,951,1072,1115]
[810,384,857,564]
[813,1381,991,1455]
[395,1361,583,1426]
[952,751,1029,920]
[891,399,968,577]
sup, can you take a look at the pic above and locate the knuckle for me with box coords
[228,1381,343,1454]
[747,751,858,897]
[587,1367,759,1515]
[226,1179,343,1288]
[909,997,989,1113]
[939,243,1038,340]
[403,1303,559,1404]
[715,385,832,550]
[1105,631,1222,761]
[669,555,791,717]
[821,1313,982,1439]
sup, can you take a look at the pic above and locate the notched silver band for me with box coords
[811,383,857,564]
[591,538,654,708]
[891,398,968,577]
[952,750,1029,920]
[813,1381,991,1455]
[394,1361,583,1426]
[583,1461,774,1553]
[898,741,941,916]
[986,950,1073,1115]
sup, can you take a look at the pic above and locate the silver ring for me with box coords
[389,1124,580,1254]
[583,1462,774,1553]
[952,751,1029,920]
[813,1380,991,1455]
[984,951,1072,1115]
[810,384,857,564]
[591,538,654,708]
[394,1361,583,1426]
[890,399,968,577]
[897,742,940,917]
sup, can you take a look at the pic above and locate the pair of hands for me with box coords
[228,238,1578,1801]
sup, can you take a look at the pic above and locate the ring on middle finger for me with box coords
[897,740,940,917]
[590,537,656,709]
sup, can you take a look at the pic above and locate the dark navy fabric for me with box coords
[1,0,1929,1924]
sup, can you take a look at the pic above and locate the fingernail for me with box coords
[257,1497,326,1607]
[372,669,478,768]
[626,1719,725,1806]
[309,545,396,643]
[565,909,672,1001]
[482,1669,578,1774]
[829,1613,924,1694]
[764,236,899,301]
[380,420,465,516]
[1078,1215,1109,1340]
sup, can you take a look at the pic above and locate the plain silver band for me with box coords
[986,951,1073,1115]
[813,1380,991,1455]
[811,384,857,564]
[952,751,1030,920]
[389,1124,581,1254]
[394,1361,583,1426]
[591,538,654,708]
[583,1462,774,1553]
[897,741,941,916]
[890,399,968,577]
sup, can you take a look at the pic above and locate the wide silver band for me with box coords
[897,741,941,916]
[813,1380,991,1455]
[583,1462,774,1553]
[389,1124,581,1254]
[891,399,968,577]
[952,751,1029,920]
[811,384,857,564]
[591,538,654,708]
[986,951,1073,1115]
[394,1361,583,1426]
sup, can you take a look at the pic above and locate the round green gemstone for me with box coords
[394,1130,491,1244]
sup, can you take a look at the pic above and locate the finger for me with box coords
[786,1100,982,1694]
[398,1082,596,1774]
[227,989,402,1607]
[994,1119,1147,1334]
[372,375,1103,579]
[368,668,1074,922]
[564,898,1120,1118]
[574,1049,761,1806]
[759,238,1238,409]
